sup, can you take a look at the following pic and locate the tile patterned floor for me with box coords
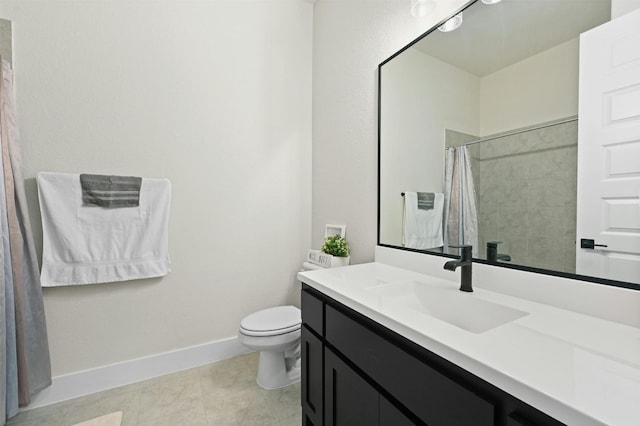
[7,353,301,426]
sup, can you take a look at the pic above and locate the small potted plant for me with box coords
[322,235,350,267]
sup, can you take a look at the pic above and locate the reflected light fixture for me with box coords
[410,0,436,17]
[481,0,502,3]
[438,13,463,32]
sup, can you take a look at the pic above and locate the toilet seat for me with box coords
[240,305,301,337]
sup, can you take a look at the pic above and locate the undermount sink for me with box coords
[367,280,528,333]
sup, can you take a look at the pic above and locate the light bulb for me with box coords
[438,13,463,32]
[411,0,436,17]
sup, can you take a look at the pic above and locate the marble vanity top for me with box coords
[298,262,640,426]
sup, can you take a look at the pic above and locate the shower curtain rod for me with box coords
[448,116,578,149]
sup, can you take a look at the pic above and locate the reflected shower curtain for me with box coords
[443,146,479,257]
[0,58,51,424]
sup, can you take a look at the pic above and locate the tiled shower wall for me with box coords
[476,120,578,273]
[447,120,578,274]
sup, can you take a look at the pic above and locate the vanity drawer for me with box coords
[301,288,324,336]
[325,304,496,426]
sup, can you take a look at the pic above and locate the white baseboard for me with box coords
[26,336,252,410]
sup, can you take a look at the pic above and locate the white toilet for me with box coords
[238,305,302,389]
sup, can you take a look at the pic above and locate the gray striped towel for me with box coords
[417,192,435,210]
[80,174,142,208]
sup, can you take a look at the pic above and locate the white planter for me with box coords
[329,256,350,268]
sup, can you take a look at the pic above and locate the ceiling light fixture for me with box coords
[410,0,436,18]
[481,0,502,4]
[438,13,463,32]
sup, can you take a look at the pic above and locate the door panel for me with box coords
[576,8,640,283]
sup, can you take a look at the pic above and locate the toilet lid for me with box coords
[240,305,301,336]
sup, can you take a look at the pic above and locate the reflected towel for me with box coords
[402,192,444,249]
[37,172,171,286]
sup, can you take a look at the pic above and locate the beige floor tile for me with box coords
[70,411,122,426]
[137,405,208,426]
[264,382,301,422]
[6,399,75,426]
[7,413,64,426]
[202,385,264,410]
[198,353,258,390]
[137,371,204,423]
[7,415,65,426]
[6,352,300,426]
[63,388,141,426]
[277,411,302,426]
[204,392,277,426]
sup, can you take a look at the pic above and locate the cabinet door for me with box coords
[302,288,324,335]
[325,347,379,426]
[380,396,416,426]
[302,326,323,426]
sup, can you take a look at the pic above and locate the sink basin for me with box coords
[367,280,528,333]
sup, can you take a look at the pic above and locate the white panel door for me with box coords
[576,8,640,283]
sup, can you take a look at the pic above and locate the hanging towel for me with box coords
[37,172,171,287]
[80,173,142,207]
[402,192,444,250]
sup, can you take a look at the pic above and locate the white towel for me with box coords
[37,172,171,287]
[402,192,444,250]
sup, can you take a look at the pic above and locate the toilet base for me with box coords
[256,350,301,389]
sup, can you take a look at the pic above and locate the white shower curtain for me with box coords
[444,146,479,257]
[0,57,51,424]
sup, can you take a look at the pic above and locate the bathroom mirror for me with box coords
[378,0,640,288]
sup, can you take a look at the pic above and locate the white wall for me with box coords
[479,38,579,136]
[317,0,575,252]
[612,0,640,17]
[3,0,312,376]
[312,0,470,262]
[380,48,479,246]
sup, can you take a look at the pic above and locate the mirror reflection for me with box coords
[378,0,639,283]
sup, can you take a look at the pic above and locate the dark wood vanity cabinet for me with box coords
[300,285,565,426]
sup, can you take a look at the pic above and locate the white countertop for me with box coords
[298,262,640,426]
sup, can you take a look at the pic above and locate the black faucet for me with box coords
[486,241,511,263]
[443,245,473,292]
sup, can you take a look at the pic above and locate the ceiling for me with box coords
[413,0,611,77]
